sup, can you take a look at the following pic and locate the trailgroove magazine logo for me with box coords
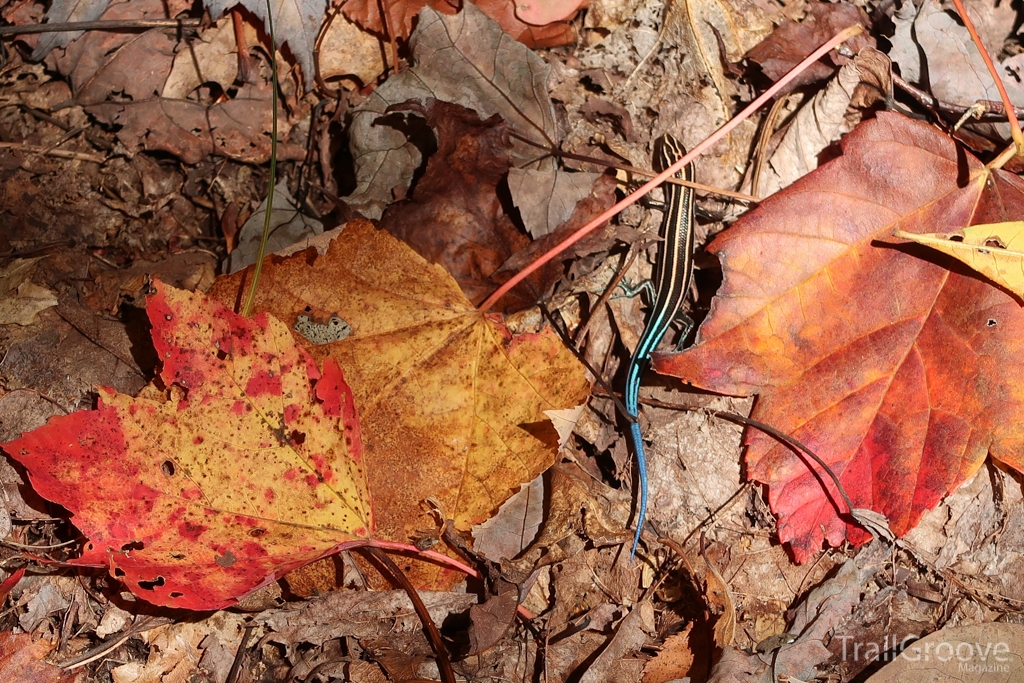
[835,634,1013,673]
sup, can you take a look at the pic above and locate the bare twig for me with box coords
[358,546,456,683]
[0,18,201,36]
[0,141,106,163]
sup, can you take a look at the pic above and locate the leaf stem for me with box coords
[241,0,280,318]
[477,24,864,312]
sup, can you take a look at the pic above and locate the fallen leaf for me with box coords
[508,168,601,238]
[162,16,244,99]
[890,0,1024,114]
[471,0,575,47]
[317,9,387,88]
[111,615,248,683]
[1,268,62,340]
[704,553,735,648]
[770,543,889,680]
[43,0,305,164]
[744,1,874,92]
[205,0,325,90]
[19,580,71,633]
[376,100,563,310]
[658,112,1024,562]
[346,2,558,218]
[225,179,324,274]
[3,281,372,609]
[260,589,477,644]
[759,54,862,196]
[664,0,773,125]
[0,631,80,683]
[893,222,1024,300]
[28,0,108,60]
[642,627,696,683]
[340,0,458,41]
[472,473,544,561]
[0,568,25,605]
[578,605,648,683]
[211,220,592,588]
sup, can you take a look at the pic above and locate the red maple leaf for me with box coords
[4,281,371,609]
[658,112,1024,561]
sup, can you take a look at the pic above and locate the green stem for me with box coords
[241,0,279,318]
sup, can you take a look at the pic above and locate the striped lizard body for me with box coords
[624,134,696,558]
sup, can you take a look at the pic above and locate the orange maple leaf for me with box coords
[211,220,592,589]
[4,281,371,609]
[658,112,1024,561]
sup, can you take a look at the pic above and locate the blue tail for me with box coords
[629,420,647,558]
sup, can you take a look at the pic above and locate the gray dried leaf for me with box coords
[508,169,600,238]
[225,179,323,274]
[30,0,110,60]
[205,0,326,90]
[889,0,1024,112]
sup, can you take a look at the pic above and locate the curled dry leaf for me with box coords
[3,281,372,610]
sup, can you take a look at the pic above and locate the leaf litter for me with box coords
[4,0,1024,680]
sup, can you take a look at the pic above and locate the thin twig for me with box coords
[0,141,106,163]
[893,73,1024,122]
[949,0,1023,151]
[61,616,172,670]
[0,19,202,36]
[225,624,255,683]
[510,131,759,204]
[241,0,280,318]
[359,546,456,683]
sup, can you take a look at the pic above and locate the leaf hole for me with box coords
[169,592,184,599]
[988,319,998,327]
[985,238,1006,249]
[290,430,306,445]
[249,528,266,537]
[161,461,176,476]
[949,235,964,242]
[217,349,229,361]
[171,553,185,559]
[138,576,165,590]
[114,568,126,577]
[121,541,144,552]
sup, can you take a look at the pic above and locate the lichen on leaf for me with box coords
[3,281,371,610]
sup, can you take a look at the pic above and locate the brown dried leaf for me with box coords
[50,0,304,163]
[346,3,558,218]
[745,1,874,92]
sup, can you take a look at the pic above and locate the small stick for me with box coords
[0,19,201,36]
[0,141,105,163]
